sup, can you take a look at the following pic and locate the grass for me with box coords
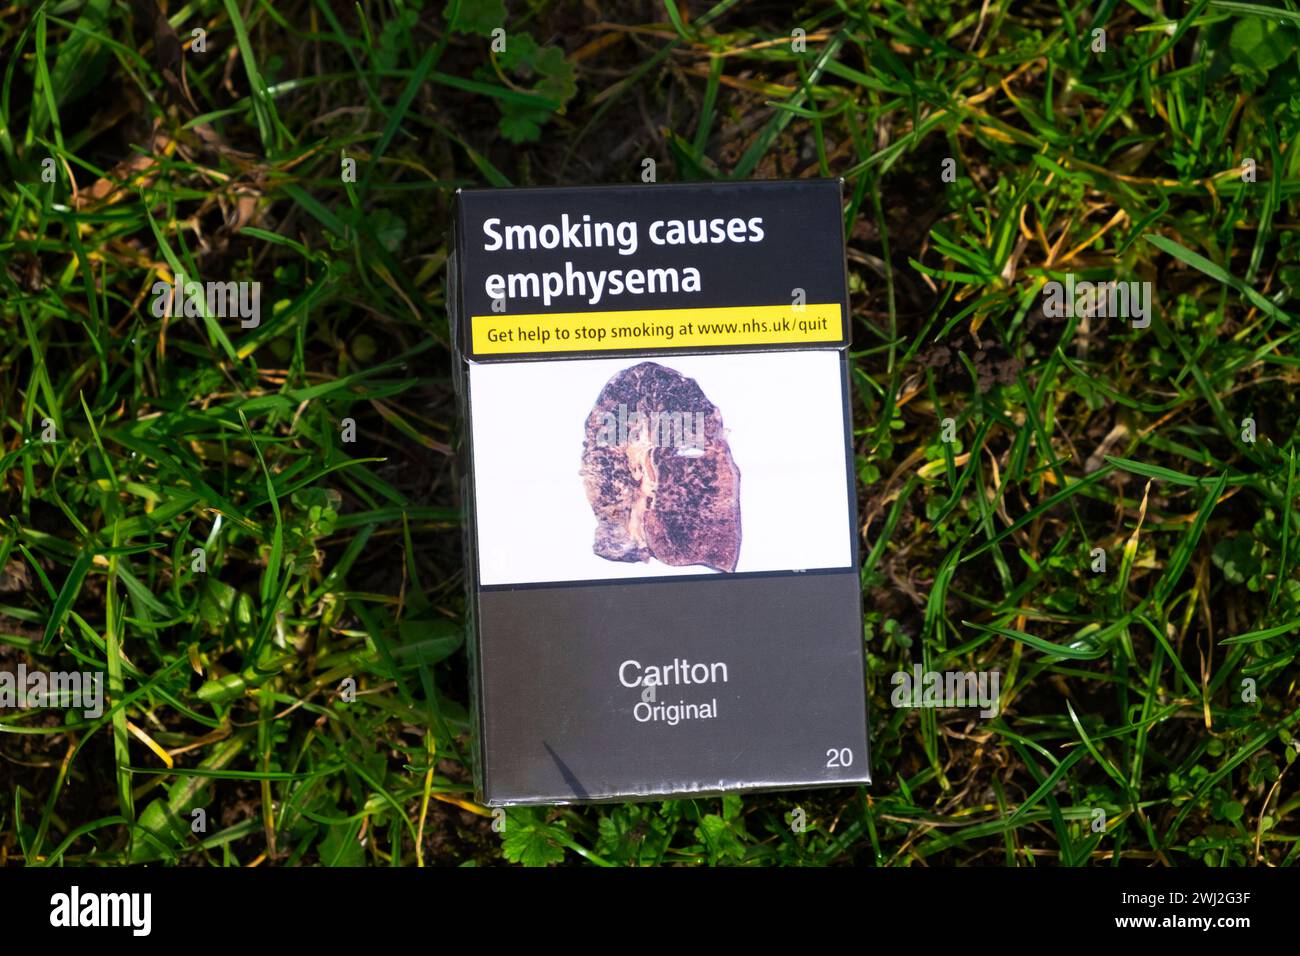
[1,0,1299,867]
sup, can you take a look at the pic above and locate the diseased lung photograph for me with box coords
[469,350,853,586]
[581,361,742,573]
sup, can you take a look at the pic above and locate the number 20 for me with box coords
[826,747,853,768]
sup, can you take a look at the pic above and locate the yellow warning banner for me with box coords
[470,303,844,355]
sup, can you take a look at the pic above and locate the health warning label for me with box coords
[470,303,843,355]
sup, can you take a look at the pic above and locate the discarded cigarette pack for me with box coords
[449,180,871,805]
